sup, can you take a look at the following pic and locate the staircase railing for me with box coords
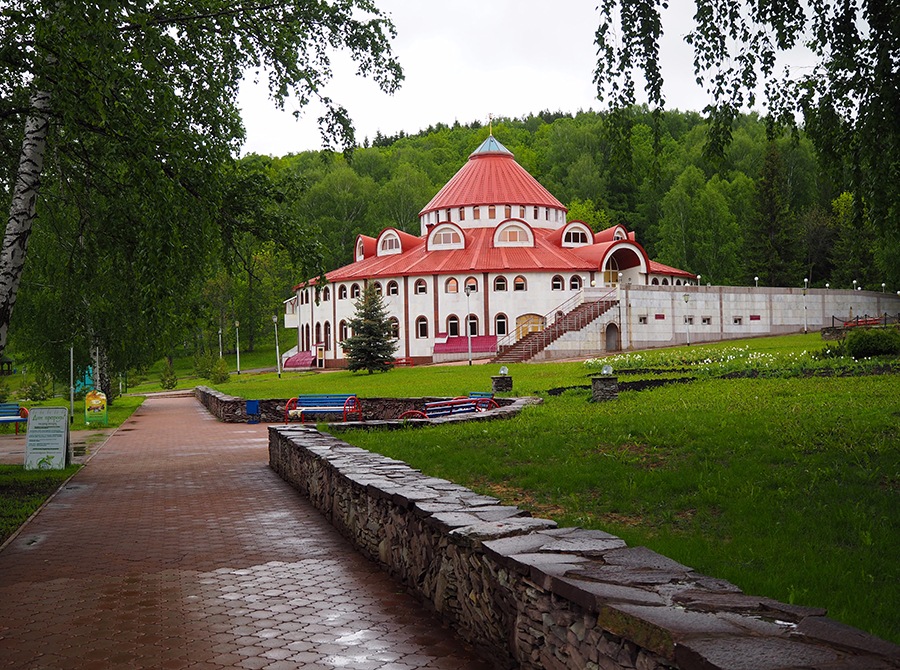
[494,288,618,359]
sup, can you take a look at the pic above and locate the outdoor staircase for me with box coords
[492,298,618,364]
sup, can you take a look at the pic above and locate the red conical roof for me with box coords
[420,136,565,217]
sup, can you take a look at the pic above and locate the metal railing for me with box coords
[831,313,899,328]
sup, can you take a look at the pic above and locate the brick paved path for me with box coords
[0,395,493,670]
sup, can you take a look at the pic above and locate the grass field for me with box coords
[336,374,899,642]
[0,465,80,543]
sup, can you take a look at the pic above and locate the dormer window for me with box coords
[355,239,365,261]
[562,222,593,248]
[494,222,534,247]
[378,231,401,256]
[428,223,465,251]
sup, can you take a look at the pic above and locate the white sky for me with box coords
[237,0,809,156]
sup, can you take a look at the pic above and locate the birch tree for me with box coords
[0,0,402,356]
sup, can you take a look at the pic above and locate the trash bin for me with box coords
[246,400,260,424]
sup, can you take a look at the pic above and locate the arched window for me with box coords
[504,205,512,218]
[445,278,458,293]
[323,321,332,351]
[488,205,496,219]
[464,277,478,293]
[339,320,349,342]
[447,315,460,337]
[495,313,508,337]
[303,324,311,351]
[373,282,383,296]
[416,316,429,338]
[473,206,481,220]
[551,275,564,291]
[338,285,348,300]
[379,234,400,253]
[500,225,527,243]
[675,279,682,286]
[569,275,583,290]
[322,287,331,301]
[494,276,507,291]
[430,224,464,249]
[350,283,361,299]
[414,279,427,295]
[514,276,527,291]
[651,277,659,285]
[355,239,365,261]
[662,278,670,285]
[458,207,465,221]
[564,229,589,245]
[466,314,479,336]
[387,280,399,296]
[315,322,322,344]
[389,317,400,339]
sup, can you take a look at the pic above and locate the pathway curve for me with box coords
[0,395,493,670]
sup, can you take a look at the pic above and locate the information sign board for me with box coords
[25,407,69,470]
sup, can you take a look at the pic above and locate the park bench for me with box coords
[0,402,29,434]
[284,394,362,424]
[393,357,415,367]
[399,394,498,420]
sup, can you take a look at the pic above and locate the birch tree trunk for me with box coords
[0,90,51,356]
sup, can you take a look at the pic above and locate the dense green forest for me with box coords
[7,107,893,388]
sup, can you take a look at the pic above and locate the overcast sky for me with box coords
[236,1,732,156]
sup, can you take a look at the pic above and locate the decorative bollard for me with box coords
[591,375,618,402]
[491,375,513,394]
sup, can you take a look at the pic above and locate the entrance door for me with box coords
[515,314,545,340]
[605,323,620,351]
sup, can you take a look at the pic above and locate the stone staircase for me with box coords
[492,299,617,364]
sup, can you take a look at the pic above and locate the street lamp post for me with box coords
[683,293,691,346]
[697,274,701,286]
[272,315,281,378]
[853,280,857,291]
[882,283,886,293]
[803,278,808,334]
[754,276,759,288]
[464,286,473,366]
[235,320,241,374]
[218,327,223,359]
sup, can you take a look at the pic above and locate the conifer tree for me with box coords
[343,283,397,374]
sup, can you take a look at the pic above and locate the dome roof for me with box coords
[420,136,565,216]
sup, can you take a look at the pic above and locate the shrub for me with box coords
[209,357,230,384]
[16,372,53,401]
[845,327,900,359]
[194,352,217,379]
[159,360,178,389]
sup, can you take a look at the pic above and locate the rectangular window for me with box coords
[505,205,511,218]
[684,316,694,325]
[474,206,481,220]
[733,316,743,325]
[459,207,465,221]
[701,316,712,325]
[533,206,538,218]
[638,316,648,325]
[519,206,526,218]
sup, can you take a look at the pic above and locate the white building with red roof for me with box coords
[284,136,898,368]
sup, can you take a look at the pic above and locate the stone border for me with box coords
[268,426,900,670]
[193,385,529,425]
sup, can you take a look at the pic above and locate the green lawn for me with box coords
[337,373,900,644]
[0,465,80,543]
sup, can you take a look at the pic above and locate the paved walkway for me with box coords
[0,396,493,669]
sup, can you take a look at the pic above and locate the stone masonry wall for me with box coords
[268,426,900,670]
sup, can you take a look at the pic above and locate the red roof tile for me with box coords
[648,261,697,278]
[420,138,565,216]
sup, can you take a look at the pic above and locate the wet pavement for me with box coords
[0,395,493,669]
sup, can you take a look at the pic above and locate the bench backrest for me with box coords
[0,402,21,417]
[468,392,494,399]
[296,394,357,408]
[425,398,477,417]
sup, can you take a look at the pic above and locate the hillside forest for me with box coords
[9,107,895,388]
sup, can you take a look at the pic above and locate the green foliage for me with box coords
[194,353,217,379]
[16,372,53,401]
[0,465,81,543]
[845,328,900,360]
[159,360,177,390]
[208,357,230,384]
[343,284,397,374]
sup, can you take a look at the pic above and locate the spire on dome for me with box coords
[470,134,513,158]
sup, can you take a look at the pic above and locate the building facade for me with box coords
[284,136,900,367]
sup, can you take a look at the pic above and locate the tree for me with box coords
[0,0,402,357]
[593,0,900,285]
[342,283,396,374]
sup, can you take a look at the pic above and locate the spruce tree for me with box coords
[343,283,397,374]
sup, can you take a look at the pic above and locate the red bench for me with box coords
[399,395,498,420]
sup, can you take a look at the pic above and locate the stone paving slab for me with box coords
[0,396,493,669]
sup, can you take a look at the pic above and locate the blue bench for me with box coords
[0,402,29,434]
[399,395,498,420]
[284,394,362,424]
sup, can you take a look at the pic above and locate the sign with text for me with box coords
[85,389,108,425]
[25,407,69,470]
